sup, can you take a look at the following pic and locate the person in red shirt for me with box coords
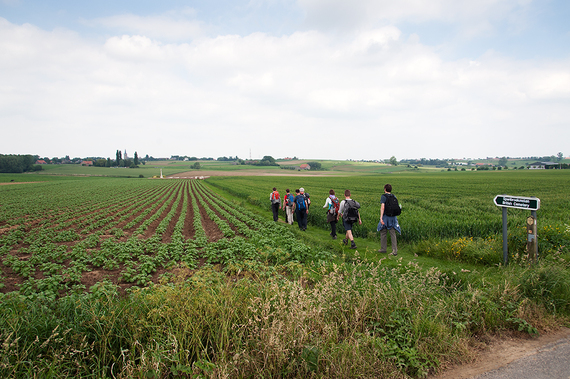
[270,187,281,222]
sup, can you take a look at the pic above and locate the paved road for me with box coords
[474,335,570,379]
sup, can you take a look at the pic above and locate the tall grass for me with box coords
[1,260,564,378]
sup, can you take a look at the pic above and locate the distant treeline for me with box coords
[0,154,43,173]
[400,158,449,167]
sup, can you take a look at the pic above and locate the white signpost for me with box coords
[494,195,540,265]
[493,195,540,211]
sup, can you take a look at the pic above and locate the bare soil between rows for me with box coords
[0,181,232,295]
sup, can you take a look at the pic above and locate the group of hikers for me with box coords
[269,184,401,255]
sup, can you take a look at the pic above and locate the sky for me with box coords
[1,0,569,161]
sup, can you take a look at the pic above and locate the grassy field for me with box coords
[30,163,185,177]
[1,170,569,378]
[207,170,570,247]
[19,159,431,179]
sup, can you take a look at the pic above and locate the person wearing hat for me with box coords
[299,187,311,210]
[293,188,309,230]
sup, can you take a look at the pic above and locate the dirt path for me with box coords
[0,181,43,185]
[166,170,339,178]
[429,327,570,379]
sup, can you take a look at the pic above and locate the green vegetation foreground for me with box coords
[1,171,569,378]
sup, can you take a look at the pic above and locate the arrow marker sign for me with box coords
[494,195,540,211]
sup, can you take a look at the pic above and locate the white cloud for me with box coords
[0,14,569,160]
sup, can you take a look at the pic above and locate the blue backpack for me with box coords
[295,195,306,210]
[287,193,295,205]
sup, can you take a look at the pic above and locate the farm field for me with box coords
[0,177,322,296]
[208,170,570,252]
[31,163,186,178]
[22,158,426,180]
[1,171,569,378]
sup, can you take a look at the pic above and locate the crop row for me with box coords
[206,171,570,246]
[0,178,327,298]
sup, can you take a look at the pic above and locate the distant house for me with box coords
[529,162,558,169]
[36,160,47,164]
[81,160,93,166]
[299,164,311,170]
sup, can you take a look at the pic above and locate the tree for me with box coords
[0,154,37,173]
[498,157,508,166]
[389,156,398,166]
[558,152,564,162]
[259,156,278,166]
[115,150,122,166]
[134,152,139,166]
[306,161,322,170]
[191,162,201,170]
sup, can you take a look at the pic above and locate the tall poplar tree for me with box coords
[115,150,122,166]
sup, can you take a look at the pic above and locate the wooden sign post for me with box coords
[526,216,538,263]
[493,195,540,265]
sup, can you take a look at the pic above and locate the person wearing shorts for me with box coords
[338,189,361,249]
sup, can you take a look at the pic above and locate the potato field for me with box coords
[0,178,325,298]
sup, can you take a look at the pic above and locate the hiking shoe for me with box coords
[390,252,398,256]
[332,236,337,240]
[378,250,387,253]
[342,238,348,245]
[350,241,357,249]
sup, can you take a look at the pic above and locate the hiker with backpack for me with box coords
[293,188,309,230]
[323,189,340,239]
[269,187,281,222]
[339,189,361,249]
[282,188,295,225]
[377,183,401,256]
[300,187,311,210]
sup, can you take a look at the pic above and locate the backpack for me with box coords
[271,191,280,204]
[384,193,401,217]
[344,199,360,223]
[329,196,340,215]
[286,193,294,206]
[303,193,311,207]
[295,195,306,210]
